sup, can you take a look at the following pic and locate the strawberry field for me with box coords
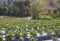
[0,20,60,41]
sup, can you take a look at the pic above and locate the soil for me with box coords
[0,16,32,20]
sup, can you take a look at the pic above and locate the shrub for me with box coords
[30,30,36,37]
[36,15,53,20]
[15,32,20,39]
[51,37,57,41]
[0,35,2,41]
[5,35,11,41]
[30,38,37,41]
[22,31,27,37]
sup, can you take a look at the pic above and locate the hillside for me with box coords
[39,0,59,9]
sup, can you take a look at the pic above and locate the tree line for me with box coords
[0,0,60,19]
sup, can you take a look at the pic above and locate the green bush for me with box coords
[30,38,37,41]
[5,35,11,41]
[15,32,20,39]
[51,37,57,41]
[30,30,36,37]
[0,35,2,41]
[36,15,53,20]
[22,31,27,37]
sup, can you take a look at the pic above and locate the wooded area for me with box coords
[0,0,60,19]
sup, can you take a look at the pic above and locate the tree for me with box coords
[7,5,20,16]
[0,7,7,16]
[49,0,54,6]
[58,0,60,4]
[8,0,31,17]
[30,1,40,19]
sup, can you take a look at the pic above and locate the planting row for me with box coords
[0,20,60,41]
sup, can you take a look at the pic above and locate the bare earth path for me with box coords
[0,16,32,20]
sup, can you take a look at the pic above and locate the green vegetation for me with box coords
[5,34,11,41]
[30,38,37,41]
[0,20,60,35]
[51,37,57,41]
[0,35,2,41]
[0,0,60,41]
[0,20,60,41]
[0,0,60,20]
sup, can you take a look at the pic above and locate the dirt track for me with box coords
[0,16,32,20]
